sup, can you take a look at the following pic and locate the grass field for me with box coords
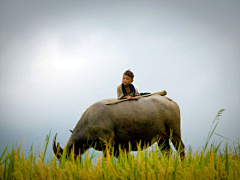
[0,109,239,180]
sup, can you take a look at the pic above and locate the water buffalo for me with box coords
[53,95,185,159]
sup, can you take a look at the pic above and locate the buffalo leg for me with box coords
[98,132,115,158]
[171,135,185,160]
[158,138,171,156]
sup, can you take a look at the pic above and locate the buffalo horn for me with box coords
[52,133,63,159]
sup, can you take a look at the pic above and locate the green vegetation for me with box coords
[0,110,239,180]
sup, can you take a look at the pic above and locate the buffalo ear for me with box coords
[70,130,73,133]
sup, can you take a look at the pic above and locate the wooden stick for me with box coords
[105,90,167,105]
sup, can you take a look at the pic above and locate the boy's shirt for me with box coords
[117,84,140,99]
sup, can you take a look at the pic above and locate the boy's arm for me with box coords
[121,96,138,100]
[117,85,124,99]
[134,86,140,96]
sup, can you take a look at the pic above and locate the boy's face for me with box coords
[122,74,133,86]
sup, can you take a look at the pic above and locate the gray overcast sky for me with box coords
[0,0,240,158]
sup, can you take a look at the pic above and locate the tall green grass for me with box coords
[0,110,239,180]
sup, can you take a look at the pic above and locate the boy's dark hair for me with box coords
[124,69,134,79]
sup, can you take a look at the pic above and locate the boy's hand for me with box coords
[132,96,139,100]
[123,96,138,100]
[124,96,130,99]
[130,96,138,100]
